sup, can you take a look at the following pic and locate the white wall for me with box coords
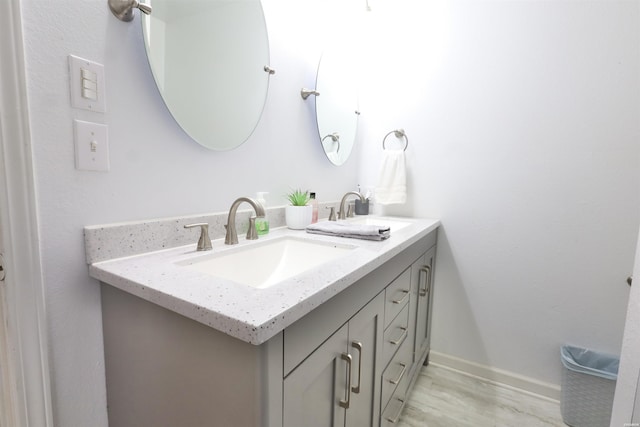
[358,0,640,388]
[18,0,640,424]
[19,0,359,425]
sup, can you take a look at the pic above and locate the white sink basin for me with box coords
[345,216,412,232]
[176,237,356,289]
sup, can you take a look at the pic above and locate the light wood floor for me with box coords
[398,364,566,427]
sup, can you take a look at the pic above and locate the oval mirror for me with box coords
[315,46,359,166]
[142,0,270,151]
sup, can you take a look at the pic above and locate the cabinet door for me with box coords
[284,323,349,427]
[345,293,384,427]
[415,247,435,362]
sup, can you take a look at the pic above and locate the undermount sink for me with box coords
[176,236,356,289]
[345,216,412,232]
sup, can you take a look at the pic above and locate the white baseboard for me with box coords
[429,351,561,402]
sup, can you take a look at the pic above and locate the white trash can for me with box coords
[560,345,619,427]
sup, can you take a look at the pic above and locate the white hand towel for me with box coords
[375,150,406,205]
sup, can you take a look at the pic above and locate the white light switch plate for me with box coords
[74,120,109,172]
[68,55,106,112]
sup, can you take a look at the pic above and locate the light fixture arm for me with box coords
[108,0,152,22]
[301,88,320,100]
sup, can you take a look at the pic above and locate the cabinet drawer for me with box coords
[384,268,411,329]
[381,395,406,427]
[380,327,412,410]
[382,303,409,369]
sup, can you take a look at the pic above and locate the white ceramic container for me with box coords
[285,205,313,230]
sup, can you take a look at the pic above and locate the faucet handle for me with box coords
[184,223,212,251]
[347,204,355,218]
[246,217,259,241]
[327,206,336,221]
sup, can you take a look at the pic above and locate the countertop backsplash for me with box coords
[84,200,341,264]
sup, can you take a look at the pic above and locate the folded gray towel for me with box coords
[306,221,390,241]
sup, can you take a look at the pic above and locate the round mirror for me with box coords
[142,0,270,151]
[315,46,359,166]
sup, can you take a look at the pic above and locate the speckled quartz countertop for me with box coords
[88,216,440,345]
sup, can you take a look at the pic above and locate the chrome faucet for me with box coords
[225,197,266,245]
[338,191,366,220]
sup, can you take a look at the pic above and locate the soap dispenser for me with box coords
[309,192,319,223]
[255,192,270,235]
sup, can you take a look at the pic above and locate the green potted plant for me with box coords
[285,189,312,229]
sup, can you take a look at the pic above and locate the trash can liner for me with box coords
[561,345,619,381]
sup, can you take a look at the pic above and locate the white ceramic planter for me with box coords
[285,205,313,230]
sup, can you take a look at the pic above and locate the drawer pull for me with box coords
[419,266,431,297]
[339,353,352,409]
[385,398,406,424]
[351,341,363,394]
[390,327,408,346]
[388,362,407,385]
[392,289,410,305]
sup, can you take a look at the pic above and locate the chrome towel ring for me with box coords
[382,129,408,151]
[322,133,340,153]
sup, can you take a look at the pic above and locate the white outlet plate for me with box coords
[68,55,106,112]
[74,120,109,172]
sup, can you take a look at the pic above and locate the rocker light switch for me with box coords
[74,120,109,172]
[69,55,106,112]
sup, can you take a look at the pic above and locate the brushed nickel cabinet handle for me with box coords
[388,363,407,385]
[419,266,431,297]
[392,289,410,305]
[385,398,406,424]
[390,327,408,346]
[339,353,352,409]
[351,341,363,394]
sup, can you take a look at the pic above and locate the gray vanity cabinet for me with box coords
[345,292,385,426]
[283,322,349,426]
[380,248,436,424]
[414,246,436,367]
[283,293,384,427]
[99,230,437,427]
